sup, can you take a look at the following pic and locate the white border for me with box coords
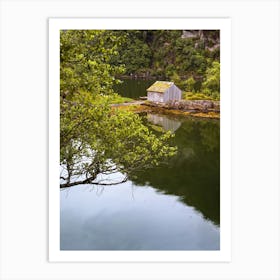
[49,18,231,262]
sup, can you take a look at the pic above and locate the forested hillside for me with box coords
[110,30,220,99]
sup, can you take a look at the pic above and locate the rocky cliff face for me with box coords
[182,30,220,52]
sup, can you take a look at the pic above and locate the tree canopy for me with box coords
[60,30,177,188]
[60,30,125,97]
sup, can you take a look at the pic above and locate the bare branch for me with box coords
[60,175,128,189]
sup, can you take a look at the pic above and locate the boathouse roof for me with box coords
[147,81,174,93]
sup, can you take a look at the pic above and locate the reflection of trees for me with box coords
[199,121,220,152]
[129,116,220,225]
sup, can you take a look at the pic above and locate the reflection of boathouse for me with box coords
[146,81,181,103]
[147,113,181,133]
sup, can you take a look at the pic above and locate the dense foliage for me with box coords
[110,30,220,99]
[60,30,125,98]
[60,30,177,188]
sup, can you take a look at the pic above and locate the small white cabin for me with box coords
[147,81,181,103]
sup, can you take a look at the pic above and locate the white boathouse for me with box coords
[147,81,181,103]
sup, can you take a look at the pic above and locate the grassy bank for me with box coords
[183,91,217,101]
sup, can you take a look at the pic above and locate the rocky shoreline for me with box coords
[146,100,220,113]
[112,99,220,119]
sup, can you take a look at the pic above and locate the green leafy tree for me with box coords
[60,92,176,188]
[202,61,220,99]
[60,30,125,98]
[184,76,196,92]
[60,30,176,188]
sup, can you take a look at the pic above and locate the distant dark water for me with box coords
[114,78,155,99]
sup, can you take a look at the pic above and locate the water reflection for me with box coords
[147,113,181,132]
[60,114,220,250]
[61,181,219,250]
[131,114,220,225]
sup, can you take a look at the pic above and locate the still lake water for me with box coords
[60,79,220,250]
[114,78,156,99]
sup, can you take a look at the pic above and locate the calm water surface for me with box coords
[60,80,220,250]
[114,78,155,99]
